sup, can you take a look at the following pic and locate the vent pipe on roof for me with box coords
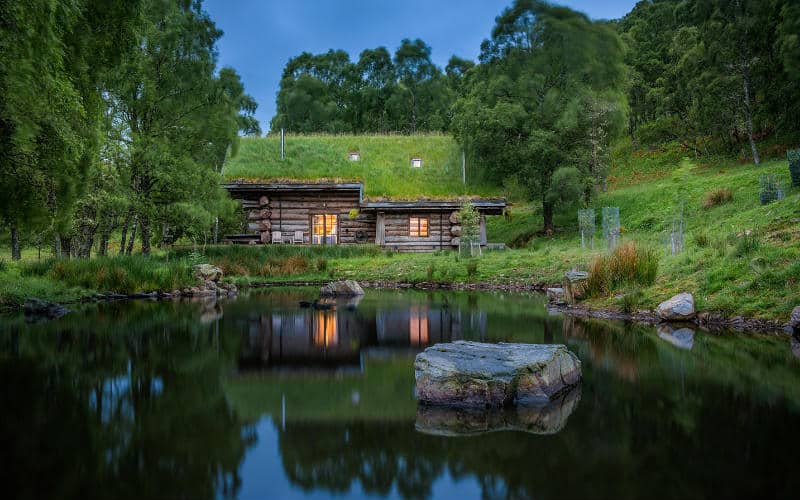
[280,128,285,160]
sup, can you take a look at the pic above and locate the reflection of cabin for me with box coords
[223,182,506,252]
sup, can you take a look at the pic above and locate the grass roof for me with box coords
[222,134,499,199]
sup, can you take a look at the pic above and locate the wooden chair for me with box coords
[271,231,283,244]
[292,231,304,244]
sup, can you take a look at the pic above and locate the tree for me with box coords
[453,0,626,233]
[105,0,259,255]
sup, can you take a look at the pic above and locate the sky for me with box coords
[204,0,638,133]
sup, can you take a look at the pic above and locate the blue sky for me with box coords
[204,0,638,133]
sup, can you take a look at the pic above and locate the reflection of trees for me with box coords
[0,300,253,500]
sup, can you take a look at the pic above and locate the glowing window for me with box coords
[312,214,338,245]
[409,217,428,237]
[410,158,423,168]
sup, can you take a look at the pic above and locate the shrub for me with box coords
[466,260,479,281]
[587,241,658,296]
[701,187,733,209]
[733,232,760,257]
[693,231,710,248]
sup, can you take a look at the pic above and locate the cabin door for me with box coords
[312,214,338,245]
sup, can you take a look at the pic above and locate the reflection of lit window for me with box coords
[409,305,429,346]
[312,214,338,245]
[410,158,423,168]
[409,217,428,237]
[313,310,338,347]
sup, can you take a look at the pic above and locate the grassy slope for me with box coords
[223,134,499,199]
[2,142,797,321]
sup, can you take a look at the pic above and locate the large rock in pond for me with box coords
[193,264,223,282]
[656,292,696,321]
[414,341,581,408]
[319,280,364,297]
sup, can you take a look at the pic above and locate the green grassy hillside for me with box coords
[223,134,499,199]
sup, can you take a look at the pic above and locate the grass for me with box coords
[2,141,798,322]
[223,134,500,199]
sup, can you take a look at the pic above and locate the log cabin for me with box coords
[221,135,507,252]
[223,181,506,252]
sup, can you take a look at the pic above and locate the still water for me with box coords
[1,289,799,499]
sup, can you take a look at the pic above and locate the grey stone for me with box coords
[657,324,696,350]
[319,279,365,297]
[546,287,565,303]
[23,298,69,321]
[414,341,581,408]
[415,384,581,436]
[656,292,696,321]
[563,271,588,304]
[790,306,800,332]
[193,264,223,282]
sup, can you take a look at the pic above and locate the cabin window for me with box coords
[410,157,423,168]
[409,216,428,237]
[348,151,360,161]
[312,214,338,245]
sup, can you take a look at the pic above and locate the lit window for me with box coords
[410,157,423,168]
[348,151,360,161]
[312,214,338,245]
[409,217,428,237]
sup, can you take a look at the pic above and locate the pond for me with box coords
[1,289,799,499]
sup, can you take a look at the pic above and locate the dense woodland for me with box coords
[2,0,800,257]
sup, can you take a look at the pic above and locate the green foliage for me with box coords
[458,201,481,242]
[465,260,479,281]
[692,232,710,248]
[20,256,196,294]
[271,39,457,134]
[452,0,627,231]
[733,232,761,257]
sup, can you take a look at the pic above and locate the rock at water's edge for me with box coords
[414,341,581,408]
[563,271,588,304]
[320,280,365,297]
[790,306,800,332]
[656,292,696,321]
[193,264,223,282]
[23,298,69,321]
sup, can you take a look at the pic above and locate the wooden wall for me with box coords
[247,192,376,245]
[381,212,453,252]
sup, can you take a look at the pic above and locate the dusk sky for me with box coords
[204,0,639,132]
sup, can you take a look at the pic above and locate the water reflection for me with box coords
[657,323,696,350]
[416,385,581,436]
[1,289,799,500]
[234,290,490,372]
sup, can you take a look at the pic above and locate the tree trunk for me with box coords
[213,217,219,244]
[53,234,61,259]
[139,212,151,255]
[741,64,760,165]
[542,201,554,235]
[99,230,110,256]
[10,223,21,261]
[119,208,132,255]
[60,235,72,259]
[126,217,137,255]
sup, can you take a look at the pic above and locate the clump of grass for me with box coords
[316,258,328,272]
[282,255,308,274]
[693,231,710,248]
[732,231,760,257]
[0,259,6,272]
[617,288,645,314]
[587,241,659,296]
[466,260,479,281]
[701,187,733,209]
[426,264,435,281]
[21,256,196,293]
